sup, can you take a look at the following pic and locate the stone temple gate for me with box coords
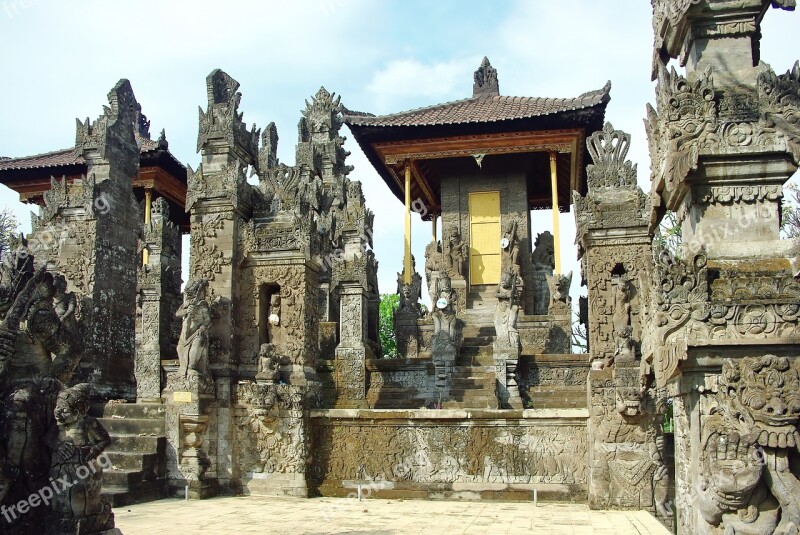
[0,1,799,534]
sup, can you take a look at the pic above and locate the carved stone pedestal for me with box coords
[432,343,456,402]
[493,346,522,409]
[164,368,218,499]
[394,313,419,358]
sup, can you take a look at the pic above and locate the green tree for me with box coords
[782,182,800,239]
[0,207,19,257]
[654,210,681,259]
[379,293,399,358]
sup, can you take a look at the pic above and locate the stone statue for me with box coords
[494,270,520,350]
[531,231,555,270]
[546,271,572,308]
[46,383,114,533]
[424,240,443,306]
[604,326,635,369]
[396,259,422,318]
[177,278,212,380]
[431,273,458,350]
[612,278,632,337]
[445,230,467,278]
[500,219,520,275]
[256,343,279,382]
[53,273,78,333]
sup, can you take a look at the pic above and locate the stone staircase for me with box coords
[91,402,169,507]
[441,297,499,408]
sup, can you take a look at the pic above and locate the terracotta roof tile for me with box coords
[344,82,611,128]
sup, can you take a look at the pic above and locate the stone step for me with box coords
[442,398,498,409]
[451,377,495,389]
[99,417,165,435]
[105,451,162,473]
[452,365,494,374]
[109,434,166,454]
[103,469,150,488]
[91,402,166,419]
[371,398,427,409]
[102,480,168,508]
[459,345,493,357]
[461,335,495,345]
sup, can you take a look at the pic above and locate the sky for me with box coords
[0,0,798,305]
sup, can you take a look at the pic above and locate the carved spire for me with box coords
[197,69,260,162]
[473,57,500,98]
[586,122,637,190]
[257,122,279,174]
[74,79,140,178]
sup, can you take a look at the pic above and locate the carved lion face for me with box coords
[720,355,800,448]
[615,387,644,416]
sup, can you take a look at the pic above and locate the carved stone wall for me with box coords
[309,409,588,500]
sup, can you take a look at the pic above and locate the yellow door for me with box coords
[468,191,501,285]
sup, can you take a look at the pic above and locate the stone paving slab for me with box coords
[114,496,671,534]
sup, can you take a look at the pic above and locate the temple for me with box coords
[0,1,798,534]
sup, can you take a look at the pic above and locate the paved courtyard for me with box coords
[114,496,671,534]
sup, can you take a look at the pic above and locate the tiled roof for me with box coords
[344,82,611,128]
[0,133,162,172]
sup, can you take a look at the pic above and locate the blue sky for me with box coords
[1,0,798,303]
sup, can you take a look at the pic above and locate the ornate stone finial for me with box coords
[134,102,151,139]
[157,128,168,150]
[151,196,169,219]
[258,122,279,173]
[473,57,500,98]
[197,69,260,162]
[586,122,638,190]
[75,79,140,167]
[302,87,343,144]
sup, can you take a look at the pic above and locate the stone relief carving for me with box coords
[311,423,588,486]
[695,355,800,535]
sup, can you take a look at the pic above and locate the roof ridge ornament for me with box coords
[473,56,500,98]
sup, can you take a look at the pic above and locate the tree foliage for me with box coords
[654,210,682,259]
[0,207,19,257]
[378,293,399,358]
[782,182,800,239]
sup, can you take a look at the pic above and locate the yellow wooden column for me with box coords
[143,189,152,266]
[431,212,438,242]
[549,153,561,274]
[404,162,412,284]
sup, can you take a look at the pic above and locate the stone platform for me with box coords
[114,495,671,534]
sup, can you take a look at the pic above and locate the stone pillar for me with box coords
[31,80,142,400]
[166,69,260,498]
[136,197,182,402]
[645,3,800,533]
[334,282,371,405]
[575,122,664,515]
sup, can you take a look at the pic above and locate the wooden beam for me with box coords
[409,159,439,214]
[375,129,581,165]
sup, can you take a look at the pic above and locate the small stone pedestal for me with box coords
[164,367,218,499]
[493,344,522,409]
[432,338,456,402]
